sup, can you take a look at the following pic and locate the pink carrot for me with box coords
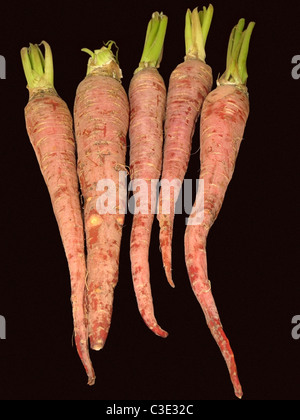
[129,12,168,337]
[21,41,95,385]
[74,43,129,352]
[158,6,213,287]
[185,19,255,398]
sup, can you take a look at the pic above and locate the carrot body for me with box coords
[74,70,129,351]
[185,84,249,398]
[158,59,212,287]
[129,67,168,337]
[25,90,95,385]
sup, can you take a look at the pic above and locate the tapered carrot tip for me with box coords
[87,375,96,386]
[151,324,168,338]
[165,270,175,288]
[159,219,175,288]
[233,376,243,398]
[209,320,243,399]
[90,331,107,351]
[89,320,111,351]
[141,311,169,337]
[235,387,243,399]
[90,339,104,351]
[231,368,243,398]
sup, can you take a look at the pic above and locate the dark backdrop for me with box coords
[0,0,298,401]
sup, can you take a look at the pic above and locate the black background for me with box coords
[0,0,299,401]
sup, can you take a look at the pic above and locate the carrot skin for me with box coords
[158,59,212,286]
[185,84,249,398]
[74,73,129,351]
[129,67,168,337]
[25,91,95,385]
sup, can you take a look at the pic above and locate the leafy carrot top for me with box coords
[184,5,214,62]
[82,41,123,81]
[134,11,168,74]
[20,41,55,96]
[218,18,255,86]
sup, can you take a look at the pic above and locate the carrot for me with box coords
[74,42,129,353]
[184,19,255,398]
[20,41,95,385]
[158,6,214,287]
[129,12,168,337]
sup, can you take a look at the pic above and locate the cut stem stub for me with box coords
[82,41,123,81]
[134,11,168,74]
[20,41,55,96]
[185,4,214,62]
[218,18,255,86]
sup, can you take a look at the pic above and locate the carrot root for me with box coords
[74,44,129,356]
[184,19,255,398]
[158,216,175,288]
[158,6,213,286]
[195,285,243,399]
[21,41,95,385]
[129,12,169,338]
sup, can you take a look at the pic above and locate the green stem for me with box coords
[218,19,255,86]
[238,22,255,84]
[82,40,122,80]
[20,41,54,91]
[185,4,214,62]
[134,11,168,74]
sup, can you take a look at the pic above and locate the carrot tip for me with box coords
[162,261,175,287]
[87,376,96,386]
[152,325,168,338]
[90,339,104,351]
[167,275,175,288]
[235,389,243,399]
